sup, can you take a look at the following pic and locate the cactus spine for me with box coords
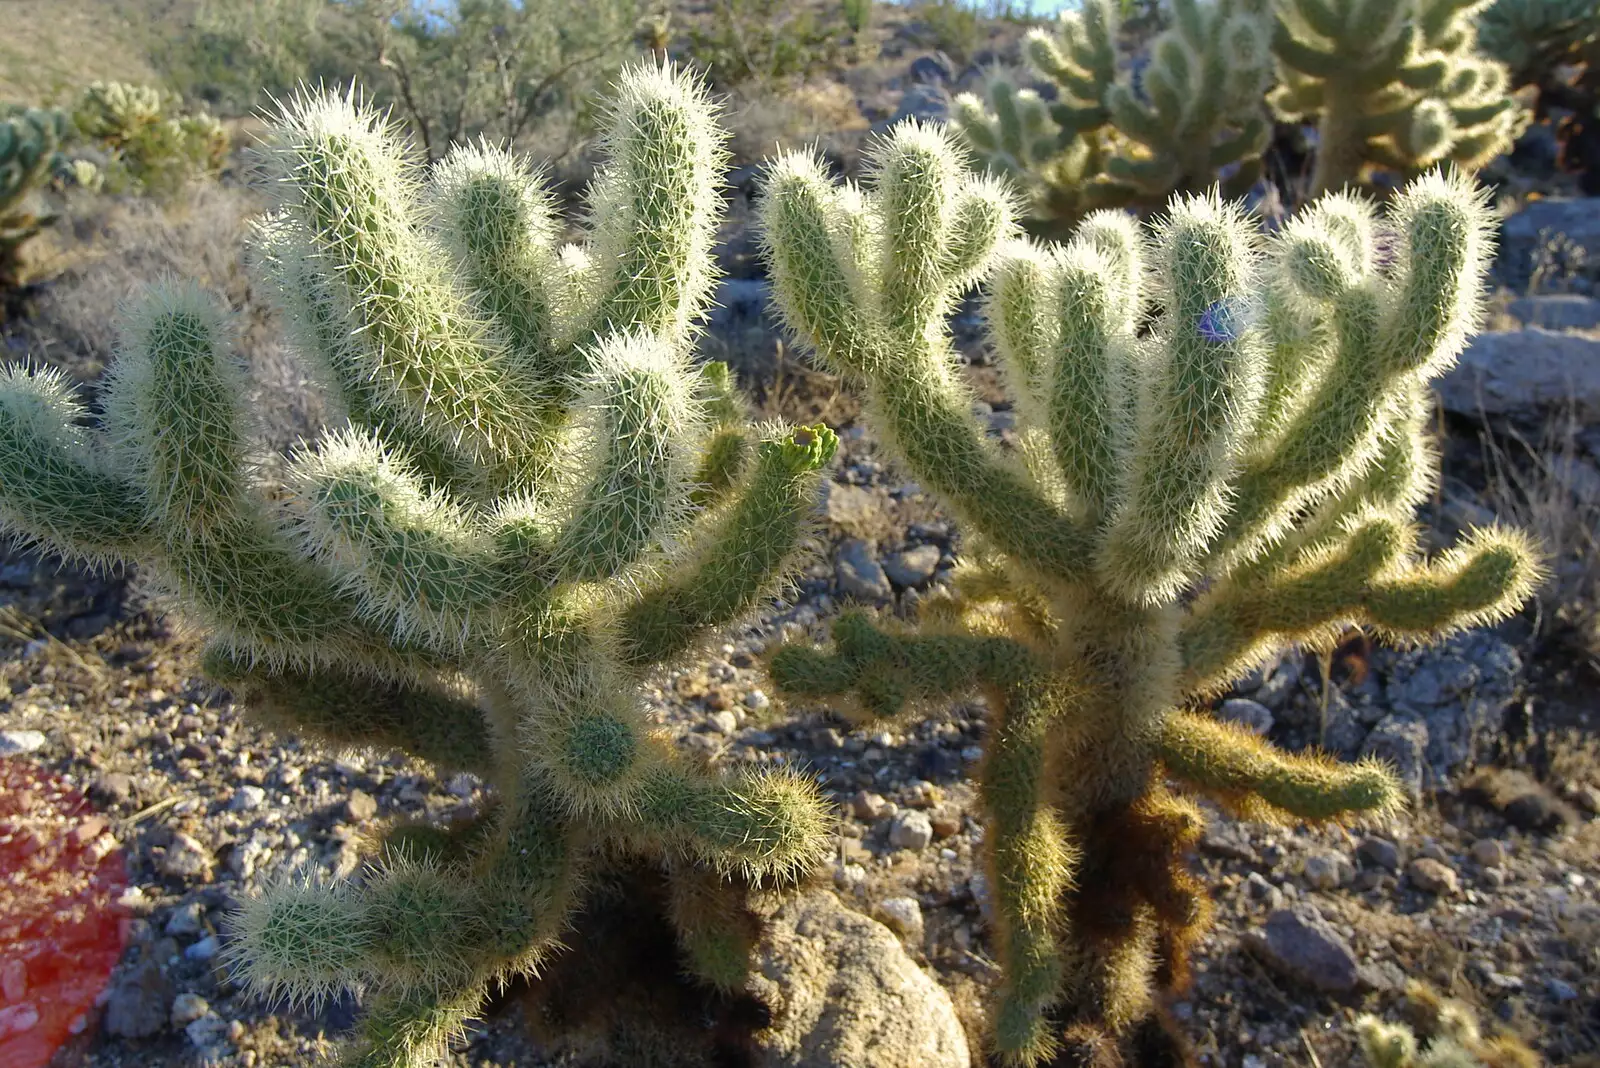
[0,107,68,289]
[758,123,1537,1064]
[0,64,837,1067]
[951,0,1274,232]
[1271,0,1526,196]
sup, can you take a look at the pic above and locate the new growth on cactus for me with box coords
[952,0,1274,232]
[1271,0,1526,196]
[0,106,68,290]
[0,63,838,1067]
[758,121,1538,1065]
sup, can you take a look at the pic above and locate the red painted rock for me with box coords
[0,761,129,1066]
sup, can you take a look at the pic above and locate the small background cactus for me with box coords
[951,0,1274,234]
[1478,0,1600,193]
[1270,0,1526,196]
[0,62,837,1067]
[71,81,229,195]
[0,106,69,293]
[758,119,1538,1065]
[1358,981,1542,1068]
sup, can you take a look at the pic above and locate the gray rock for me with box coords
[1318,687,1371,758]
[229,784,267,812]
[874,896,925,943]
[1357,836,1401,872]
[1381,631,1521,779]
[1360,715,1429,800]
[1243,906,1363,994]
[1470,838,1507,868]
[1547,977,1580,1002]
[909,52,955,85]
[751,891,969,1068]
[185,1013,230,1049]
[185,935,221,962]
[889,83,950,126]
[883,545,941,588]
[0,730,46,755]
[159,833,214,881]
[164,900,207,937]
[835,540,892,601]
[1302,852,1353,891]
[344,789,378,823]
[708,710,739,735]
[820,482,881,530]
[1253,657,1303,711]
[888,810,934,852]
[744,689,771,711]
[1435,329,1600,416]
[1506,294,1600,331]
[103,957,174,1039]
[1217,698,1274,736]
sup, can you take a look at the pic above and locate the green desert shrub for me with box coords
[758,119,1538,1064]
[0,63,836,1067]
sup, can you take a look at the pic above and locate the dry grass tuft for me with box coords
[13,178,328,451]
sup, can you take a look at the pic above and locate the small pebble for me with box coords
[345,790,378,823]
[160,833,214,880]
[888,810,934,852]
[1547,977,1579,1002]
[1357,836,1401,872]
[170,992,210,1028]
[875,896,925,942]
[185,936,221,962]
[743,689,770,711]
[1407,857,1459,895]
[851,790,889,821]
[229,785,267,812]
[1471,838,1507,868]
[1,959,25,1002]
[707,711,739,735]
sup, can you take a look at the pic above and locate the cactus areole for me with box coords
[759,122,1537,1065]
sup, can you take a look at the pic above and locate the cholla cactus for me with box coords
[1478,0,1598,85]
[758,122,1538,1064]
[1271,0,1526,196]
[0,107,68,289]
[1357,981,1541,1068]
[951,0,1274,233]
[71,81,229,194]
[0,64,836,1067]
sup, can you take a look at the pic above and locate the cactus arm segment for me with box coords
[627,763,832,883]
[250,213,481,496]
[757,153,881,376]
[616,424,836,668]
[0,366,152,563]
[983,682,1079,1065]
[1156,709,1404,822]
[287,427,512,648]
[1099,194,1266,603]
[1363,525,1541,637]
[266,90,547,473]
[203,642,493,776]
[768,610,1043,721]
[552,332,702,580]
[585,66,729,346]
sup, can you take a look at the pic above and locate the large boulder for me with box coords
[1435,328,1600,416]
[752,890,971,1068]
